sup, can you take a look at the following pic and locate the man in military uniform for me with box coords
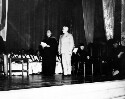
[58,26,74,75]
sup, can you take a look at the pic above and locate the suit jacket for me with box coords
[58,33,74,55]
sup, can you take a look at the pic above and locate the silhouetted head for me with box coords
[79,43,85,50]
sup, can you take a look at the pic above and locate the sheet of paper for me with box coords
[40,42,47,47]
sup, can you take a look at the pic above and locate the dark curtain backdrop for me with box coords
[6,0,86,52]
[6,0,121,52]
[82,0,107,44]
[114,0,121,41]
[121,0,125,46]
[94,0,106,42]
[82,0,95,44]
[0,0,6,35]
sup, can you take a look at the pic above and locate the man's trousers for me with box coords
[61,53,72,75]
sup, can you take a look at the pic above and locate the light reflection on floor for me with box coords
[0,74,124,91]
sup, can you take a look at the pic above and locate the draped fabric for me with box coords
[7,0,62,51]
[82,0,95,44]
[0,0,2,24]
[102,0,115,40]
[6,0,86,52]
[72,0,86,47]
[0,0,8,41]
[94,0,106,42]
[114,0,121,42]
[121,0,125,46]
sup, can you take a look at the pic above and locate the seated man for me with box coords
[71,48,79,75]
[111,41,124,77]
[77,43,88,63]
[76,43,88,75]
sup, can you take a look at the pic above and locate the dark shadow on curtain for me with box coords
[114,0,121,42]
[6,0,86,52]
[94,0,106,43]
[82,0,95,44]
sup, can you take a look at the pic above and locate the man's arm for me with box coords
[58,35,61,55]
[69,34,74,54]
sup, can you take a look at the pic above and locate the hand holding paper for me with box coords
[41,42,50,48]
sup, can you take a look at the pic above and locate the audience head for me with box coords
[113,41,119,48]
[79,43,85,50]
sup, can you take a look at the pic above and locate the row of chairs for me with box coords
[71,54,112,78]
[0,54,30,78]
[0,54,4,76]
[8,52,42,62]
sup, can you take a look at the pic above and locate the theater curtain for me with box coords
[82,0,95,44]
[6,0,86,52]
[0,0,8,41]
[121,0,125,46]
[102,0,115,40]
[6,0,72,51]
[0,0,2,24]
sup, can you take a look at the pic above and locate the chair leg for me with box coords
[92,63,94,82]
[27,60,29,77]
[77,62,79,75]
[84,62,85,78]
[22,60,24,76]
[9,58,12,78]
[4,55,8,77]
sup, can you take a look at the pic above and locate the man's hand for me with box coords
[46,45,50,47]
[118,52,124,58]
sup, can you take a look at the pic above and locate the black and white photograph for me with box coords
[0,0,125,99]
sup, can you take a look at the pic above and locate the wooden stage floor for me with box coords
[0,74,124,91]
[0,74,125,99]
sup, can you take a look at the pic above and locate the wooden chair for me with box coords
[8,58,29,77]
[0,54,4,76]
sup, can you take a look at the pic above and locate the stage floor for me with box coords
[0,74,125,91]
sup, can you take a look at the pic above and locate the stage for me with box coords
[0,74,125,99]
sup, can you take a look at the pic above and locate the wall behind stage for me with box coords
[6,0,86,52]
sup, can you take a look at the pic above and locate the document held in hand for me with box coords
[40,42,48,47]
